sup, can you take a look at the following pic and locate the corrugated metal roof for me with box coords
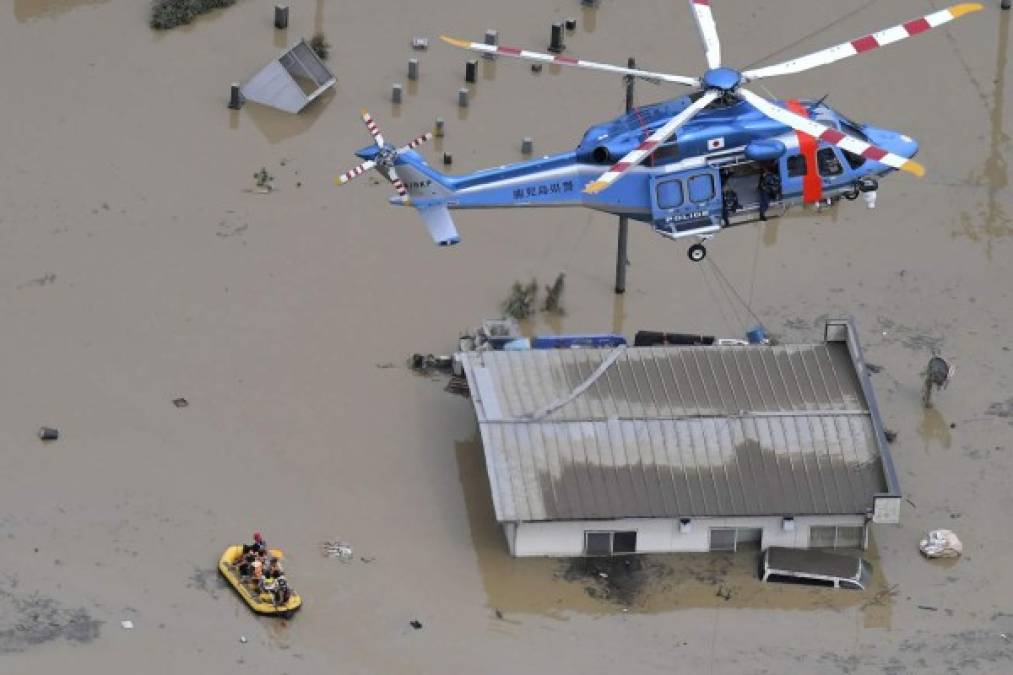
[460,325,894,522]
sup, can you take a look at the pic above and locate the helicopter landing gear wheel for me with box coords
[844,185,860,201]
[688,243,707,262]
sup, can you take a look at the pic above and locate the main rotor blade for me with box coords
[336,160,376,185]
[689,0,722,69]
[361,108,385,147]
[742,3,983,81]
[398,131,433,154]
[738,88,924,177]
[387,167,408,198]
[440,36,700,87]
[584,90,720,195]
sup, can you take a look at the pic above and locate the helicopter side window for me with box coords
[653,143,680,164]
[656,179,684,209]
[787,155,808,177]
[817,148,844,177]
[687,174,715,204]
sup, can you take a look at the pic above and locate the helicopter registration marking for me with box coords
[663,210,708,223]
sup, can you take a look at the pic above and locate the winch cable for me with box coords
[696,258,741,338]
[707,254,768,334]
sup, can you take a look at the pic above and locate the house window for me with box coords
[810,525,865,549]
[584,530,638,555]
[687,174,715,203]
[656,179,684,209]
[709,528,737,552]
[613,531,637,553]
[787,154,808,177]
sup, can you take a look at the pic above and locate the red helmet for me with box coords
[253,532,263,543]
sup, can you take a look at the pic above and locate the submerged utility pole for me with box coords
[615,57,635,294]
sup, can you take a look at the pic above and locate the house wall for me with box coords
[507,515,868,557]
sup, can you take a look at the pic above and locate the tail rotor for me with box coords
[335,109,433,202]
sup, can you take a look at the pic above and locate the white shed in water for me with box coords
[458,320,901,557]
[240,40,335,114]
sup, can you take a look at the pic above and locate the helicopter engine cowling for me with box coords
[744,139,786,162]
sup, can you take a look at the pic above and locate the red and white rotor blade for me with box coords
[440,36,700,87]
[336,160,376,185]
[387,167,408,198]
[584,90,720,195]
[398,131,433,154]
[361,108,385,147]
[689,0,722,69]
[742,3,983,81]
[738,89,925,177]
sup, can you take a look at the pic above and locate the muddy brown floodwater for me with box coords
[0,1,1011,673]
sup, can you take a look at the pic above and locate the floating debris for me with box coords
[321,540,354,561]
[919,529,963,559]
[409,619,423,630]
[38,427,59,442]
[173,397,189,408]
[411,37,430,50]
[120,620,134,630]
[408,354,453,374]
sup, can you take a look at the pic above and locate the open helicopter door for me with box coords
[648,167,722,239]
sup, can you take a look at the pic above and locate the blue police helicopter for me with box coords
[337,1,982,261]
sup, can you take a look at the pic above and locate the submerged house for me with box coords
[457,320,900,557]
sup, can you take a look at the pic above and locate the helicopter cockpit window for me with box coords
[839,121,869,169]
[687,174,715,203]
[787,155,808,177]
[656,179,684,209]
[817,148,844,176]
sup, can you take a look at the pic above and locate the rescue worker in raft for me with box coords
[757,163,782,222]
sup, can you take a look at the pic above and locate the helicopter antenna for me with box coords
[808,93,830,112]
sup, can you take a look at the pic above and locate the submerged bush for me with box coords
[310,32,331,61]
[151,0,237,30]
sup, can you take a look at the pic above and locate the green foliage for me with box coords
[502,279,539,320]
[151,0,237,30]
[254,167,274,191]
[310,32,331,61]
[542,273,566,315]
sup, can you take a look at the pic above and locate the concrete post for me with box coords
[548,22,565,53]
[521,137,533,154]
[615,57,635,294]
[458,87,469,107]
[484,29,499,59]
[391,83,403,104]
[465,60,478,83]
[434,117,445,138]
[408,58,419,81]
[228,83,242,110]
[1003,0,1011,10]
[274,5,289,29]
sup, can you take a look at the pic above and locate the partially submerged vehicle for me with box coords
[219,545,302,617]
[759,546,871,590]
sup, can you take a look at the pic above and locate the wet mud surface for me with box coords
[0,0,1011,673]
[0,583,101,654]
